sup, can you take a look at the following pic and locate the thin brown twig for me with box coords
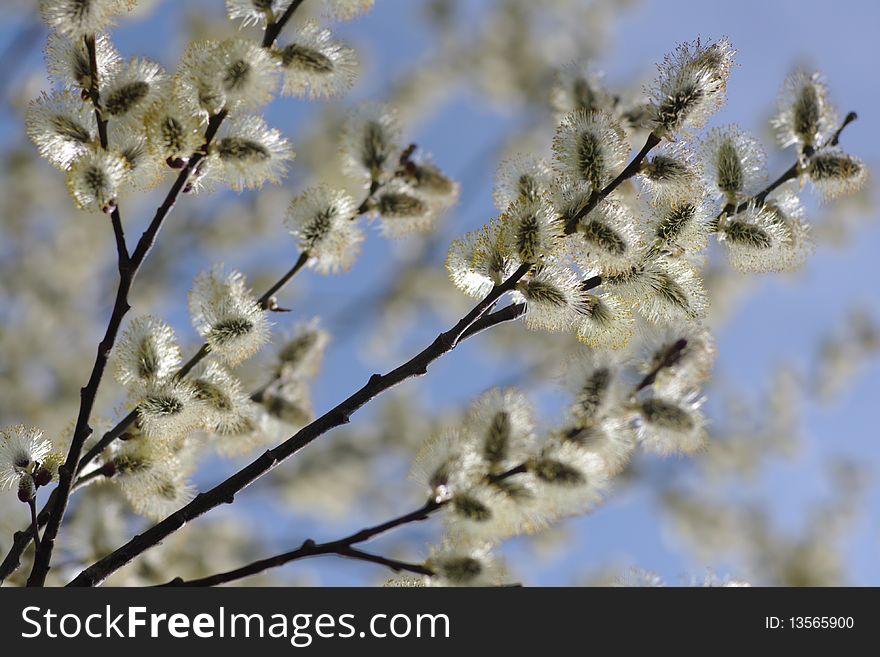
[258,251,311,308]
[262,0,307,48]
[23,31,134,586]
[72,465,113,490]
[27,499,41,551]
[84,35,130,266]
[162,463,529,586]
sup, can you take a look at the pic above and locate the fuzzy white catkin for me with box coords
[636,319,716,396]
[569,196,640,275]
[188,266,271,365]
[101,58,167,120]
[493,153,555,211]
[66,148,128,212]
[648,195,711,257]
[638,141,703,205]
[762,187,813,269]
[0,425,54,491]
[604,257,707,324]
[341,103,402,184]
[700,125,767,205]
[39,0,134,39]
[553,109,628,190]
[371,179,436,237]
[514,264,588,333]
[177,39,278,117]
[277,21,359,100]
[716,204,794,273]
[208,115,295,191]
[551,61,612,118]
[635,392,707,455]
[401,156,460,208]
[134,379,204,441]
[46,32,121,90]
[26,91,97,171]
[446,218,516,299]
[113,316,182,387]
[650,38,735,134]
[463,388,535,471]
[275,320,331,380]
[109,125,165,191]
[502,196,562,263]
[773,71,836,149]
[806,149,866,200]
[285,185,364,273]
[114,435,196,520]
[323,0,375,22]
[143,101,204,161]
[424,542,502,587]
[225,0,286,27]
[527,441,609,518]
[577,292,635,350]
[190,363,252,435]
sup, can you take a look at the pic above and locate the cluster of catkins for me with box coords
[397,38,866,586]
[11,0,463,519]
[95,306,332,520]
[448,39,864,350]
[395,318,715,586]
[27,0,457,245]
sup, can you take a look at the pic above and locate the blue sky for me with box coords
[1,0,877,585]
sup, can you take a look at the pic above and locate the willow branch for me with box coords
[83,35,130,267]
[163,542,431,587]
[68,263,531,586]
[80,177,384,469]
[27,499,41,552]
[25,107,229,587]
[161,506,438,587]
[258,251,310,308]
[3,6,309,586]
[720,111,859,220]
[72,465,113,489]
[76,251,308,467]
[163,462,529,587]
[73,5,313,462]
